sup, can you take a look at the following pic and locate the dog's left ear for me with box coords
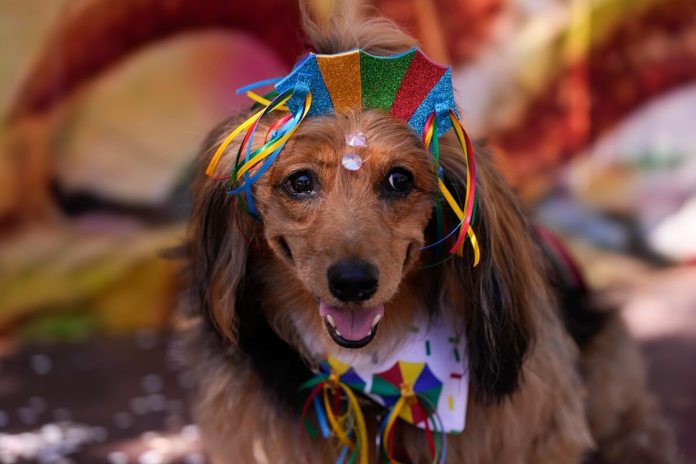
[186,118,262,346]
[435,140,541,404]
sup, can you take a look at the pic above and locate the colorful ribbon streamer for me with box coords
[204,88,313,218]
[422,111,480,266]
[300,364,369,464]
[301,367,450,464]
[377,383,447,464]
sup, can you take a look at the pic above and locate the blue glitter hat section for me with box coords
[408,69,458,137]
[275,54,334,118]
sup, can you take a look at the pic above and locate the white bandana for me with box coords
[327,315,469,434]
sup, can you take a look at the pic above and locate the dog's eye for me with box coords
[284,171,316,197]
[384,168,414,196]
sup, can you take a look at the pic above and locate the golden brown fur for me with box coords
[178,3,679,463]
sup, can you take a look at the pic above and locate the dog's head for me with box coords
[188,2,544,403]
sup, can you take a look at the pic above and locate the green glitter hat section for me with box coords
[359,50,415,111]
[274,47,457,136]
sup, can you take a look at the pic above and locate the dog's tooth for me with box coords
[335,329,342,337]
[326,314,336,328]
[371,314,382,328]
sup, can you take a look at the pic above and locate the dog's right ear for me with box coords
[187,118,260,346]
[433,138,539,404]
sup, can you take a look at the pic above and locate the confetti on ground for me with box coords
[0,333,206,463]
[0,328,694,462]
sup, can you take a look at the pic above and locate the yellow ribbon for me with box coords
[341,385,369,464]
[234,92,313,181]
[322,387,354,449]
[423,117,480,265]
[447,113,480,265]
[383,395,408,464]
[438,179,480,265]
[320,383,368,464]
[245,91,289,111]
[204,93,294,177]
[205,108,264,177]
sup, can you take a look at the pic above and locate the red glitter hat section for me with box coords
[389,51,447,123]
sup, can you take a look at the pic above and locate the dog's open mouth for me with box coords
[319,301,384,349]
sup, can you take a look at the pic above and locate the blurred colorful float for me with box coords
[1,0,695,338]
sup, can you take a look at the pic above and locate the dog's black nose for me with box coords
[327,259,379,302]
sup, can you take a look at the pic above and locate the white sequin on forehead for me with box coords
[341,153,363,171]
[342,131,368,171]
[346,131,367,147]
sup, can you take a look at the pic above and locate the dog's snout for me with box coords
[327,259,379,302]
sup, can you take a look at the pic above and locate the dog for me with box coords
[177,2,679,462]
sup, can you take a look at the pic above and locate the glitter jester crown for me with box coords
[206,48,480,265]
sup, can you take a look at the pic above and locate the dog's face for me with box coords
[193,105,536,401]
[254,110,435,350]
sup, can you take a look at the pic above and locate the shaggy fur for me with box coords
[178,3,679,463]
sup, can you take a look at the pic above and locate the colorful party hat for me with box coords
[205,48,479,263]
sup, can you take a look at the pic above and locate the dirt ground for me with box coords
[1,266,695,463]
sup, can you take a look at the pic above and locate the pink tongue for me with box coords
[319,301,384,341]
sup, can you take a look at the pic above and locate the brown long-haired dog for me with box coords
[178,3,679,463]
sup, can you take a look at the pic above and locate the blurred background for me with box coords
[0,0,695,462]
